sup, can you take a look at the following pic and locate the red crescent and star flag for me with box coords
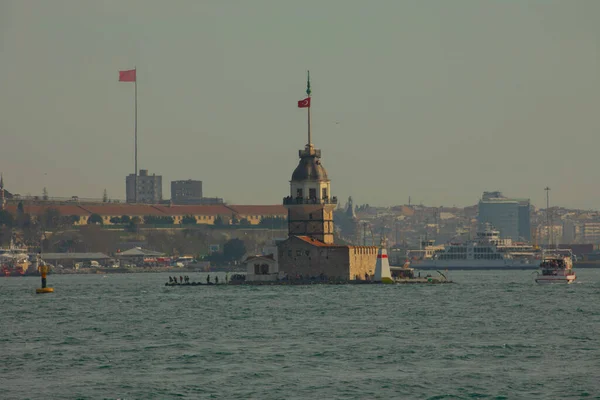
[297,97,311,108]
[119,69,136,82]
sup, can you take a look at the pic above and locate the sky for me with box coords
[1,0,599,209]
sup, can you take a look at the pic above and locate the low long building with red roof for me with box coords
[3,202,286,226]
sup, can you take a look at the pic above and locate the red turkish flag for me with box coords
[119,69,136,82]
[297,97,311,108]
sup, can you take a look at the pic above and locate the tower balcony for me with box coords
[299,148,321,158]
[283,196,337,205]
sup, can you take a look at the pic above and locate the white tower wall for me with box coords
[374,247,392,281]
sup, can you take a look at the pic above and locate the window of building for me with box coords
[260,264,269,274]
[322,188,327,199]
[309,188,317,199]
[296,189,303,198]
[296,250,302,256]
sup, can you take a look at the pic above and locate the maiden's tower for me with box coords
[277,73,377,280]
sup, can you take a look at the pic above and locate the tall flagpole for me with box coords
[134,66,138,203]
[307,70,312,147]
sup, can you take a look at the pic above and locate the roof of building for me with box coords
[291,156,329,181]
[4,204,91,216]
[117,247,165,257]
[294,236,345,248]
[4,203,288,218]
[243,254,276,262]
[228,205,287,216]
[153,205,232,216]
[80,205,165,216]
[42,252,112,260]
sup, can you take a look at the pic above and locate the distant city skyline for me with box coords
[1,1,599,209]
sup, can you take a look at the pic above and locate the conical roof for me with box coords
[291,155,328,181]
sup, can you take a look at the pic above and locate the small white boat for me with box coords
[535,250,576,284]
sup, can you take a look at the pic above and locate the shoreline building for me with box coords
[276,73,377,281]
[126,169,162,204]
[171,180,203,203]
[478,191,531,241]
[170,179,224,205]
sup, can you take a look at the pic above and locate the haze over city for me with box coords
[1,0,599,209]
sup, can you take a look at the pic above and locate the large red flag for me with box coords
[297,97,311,108]
[119,69,136,82]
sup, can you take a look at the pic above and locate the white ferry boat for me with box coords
[405,227,539,270]
[534,250,576,284]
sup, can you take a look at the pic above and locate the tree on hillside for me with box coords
[77,225,120,253]
[239,218,250,226]
[50,231,84,253]
[127,216,141,233]
[181,215,197,225]
[21,223,42,248]
[17,201,24,215]
[0,210,14,227]
[214,216,224,226]
[88,213,103,225]
[144,215,174,225]
[223,238,246,263]
[258,216,286,229]
[120,215,131,224]
[63,215,81,226]
[16,212,32,229]
[41,207,62,230]
[109,216,121,224]
[0,226,12,247]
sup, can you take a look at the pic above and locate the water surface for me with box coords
[2,270,599,399]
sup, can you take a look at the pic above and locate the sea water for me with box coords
[1,270,600,399]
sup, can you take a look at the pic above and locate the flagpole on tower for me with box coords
[134,66,138,203]
[306,70,312,147]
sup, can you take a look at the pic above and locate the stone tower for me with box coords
[283,72,337,244]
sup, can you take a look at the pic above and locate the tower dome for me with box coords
[291,153,328,181]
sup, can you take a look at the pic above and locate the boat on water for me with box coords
[534,250,576,284]
[404,227,540,271]
[0,244,31,277]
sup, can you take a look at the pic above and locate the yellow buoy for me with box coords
[36,260,54,294]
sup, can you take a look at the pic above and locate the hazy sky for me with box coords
[1,1,599,209]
